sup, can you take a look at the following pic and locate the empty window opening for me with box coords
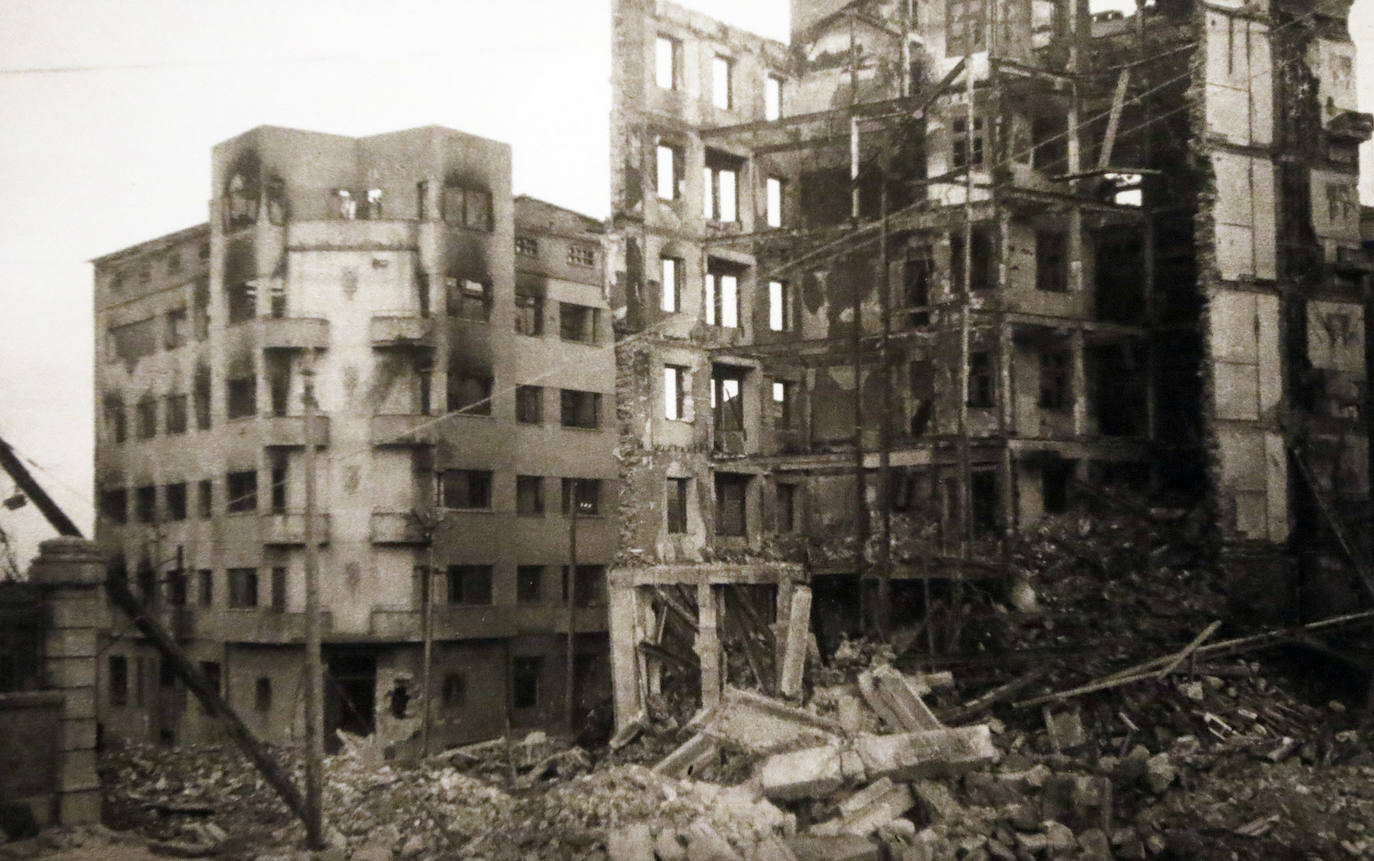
[711,55,733,110]
[655,36,680,90]
[255,677,272,712]
[517,566,543,603]
[517,475,545,515]
[712,367,746,434]
[165,394,189,435]
[970,469,998,537]
[1039,350,1071,410]
[516,385,543,424]
[905,248,934,327]
[703,151,740,222]
[442,184,493,231]
[271,567,287,612]
[950,227,995,292]
[562,478,601,515]
[108,318,158,366]
[1042,460,1073,514]
[198,570,213,607]
[109,656,128,707]
[560,303,600,344]
[765,75,783,121]
[165,482,188,521]
[441,470,492,510]
[136,485,157,524]
[560,389,601,428]
[660,257,683,313]
[667,477,689,534]
[267,354,291,417]
[715,473,749,537]
[768,280,793,332]
[137,396,158,439]
[226,470,257,513]
[967,352,994,408]
[664,365,689,421]
[168,570,188,607]
[772,380,795,428]
[104,395,126,443]
[705,264,740,327]
[567,565,606,606]
[228,568,258,608]
[227,375,256,420]
[137,557,157,603]
[765,177,784,228]
[165,308,188,350]
[512,657,542,709]
[777,483,797,532]
[1036,230,1068,293]
[447,565,493,605]
[194,367,212,430]
[269,451,288,513]
[656,143,683,201]
[101,488,127,524]
[388,679,411,718]
[197,480,212,518]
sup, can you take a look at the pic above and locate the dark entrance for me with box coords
[324,650,376,753]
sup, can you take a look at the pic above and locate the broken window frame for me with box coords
[711,367,746,434]
[446,277,492,323]
[704,268,740,328]
[560,389,602,429]
[441,185,493,232]
[566,564,606,607]
[227,568,258,609]
[515,290,544,336]
[904,248,934,327]
[447,373,493,416]
[951,116,986,170]
[950,228,995,293]
[772,380,795,428]
[441,469,493,510]
[446,565,493,606]
[703,151,740,223]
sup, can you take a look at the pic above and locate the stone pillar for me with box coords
[607,573,641,730]
[28,537,107,825]
[695,581,721,710]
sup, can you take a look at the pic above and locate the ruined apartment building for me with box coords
[606,0,1371,676]
[92,126,616,751]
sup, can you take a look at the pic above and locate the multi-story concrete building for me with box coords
[605,0,1371,723]
[92,126,615,751]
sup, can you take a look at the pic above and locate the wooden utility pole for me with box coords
[301,359,325,849]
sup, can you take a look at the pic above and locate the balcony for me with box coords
[261,511,331,545]
[370,414,438,447]
[370,315,435,349]
[369,510,427,544]
[260,415,330,447]
[260,317,330,351]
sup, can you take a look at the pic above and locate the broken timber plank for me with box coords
[1097,68,1131,171]
[1153,620,1221,679]
[936,668,1045,724]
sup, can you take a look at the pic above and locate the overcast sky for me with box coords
[0,0,1370,567]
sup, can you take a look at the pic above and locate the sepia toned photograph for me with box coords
[1,0,1373,858]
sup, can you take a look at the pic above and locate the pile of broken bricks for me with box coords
[612,664,1007,861]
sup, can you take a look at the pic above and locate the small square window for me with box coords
[560,389,601,429]
[560,303,599,344]
[516,236,539,257]
[567,245,596,268]
[441,469,492,509]
[447,565,493,605]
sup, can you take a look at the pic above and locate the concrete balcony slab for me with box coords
[369,510,427,544]
[261,512,330,545]
[260,415,330,447]
[260,317,330,350]
[370,315,435,349]
[370,414,438,446]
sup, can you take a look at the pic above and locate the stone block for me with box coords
[863,666,942,732]
[855,725,996,781]
[704,688,841,754]
[779,587,812,698]
[683,818,741,861]
[912,780,963,823]
[760,744,844,801]
[964,771,1026,807]
[785,835,880,861]
[653,733,718,779]
[607,823,654,861]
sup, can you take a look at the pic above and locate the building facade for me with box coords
[605,0,1372,722]
[92,126,615,751]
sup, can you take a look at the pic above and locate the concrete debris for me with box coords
[812,778,914,837]
[653,733,719,779]
[857,666,943,733]
[854,725,998,781]
[785,834,880,861]
[759,745,846,802]
[778,587,812,699]
[696,687,842,754]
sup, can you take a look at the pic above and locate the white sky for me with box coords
[0,0,1370,566]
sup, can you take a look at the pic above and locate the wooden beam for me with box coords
[1097,69,1132,171]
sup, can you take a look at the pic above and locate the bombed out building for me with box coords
[604,0,1372,724]
[92,126,616,750]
